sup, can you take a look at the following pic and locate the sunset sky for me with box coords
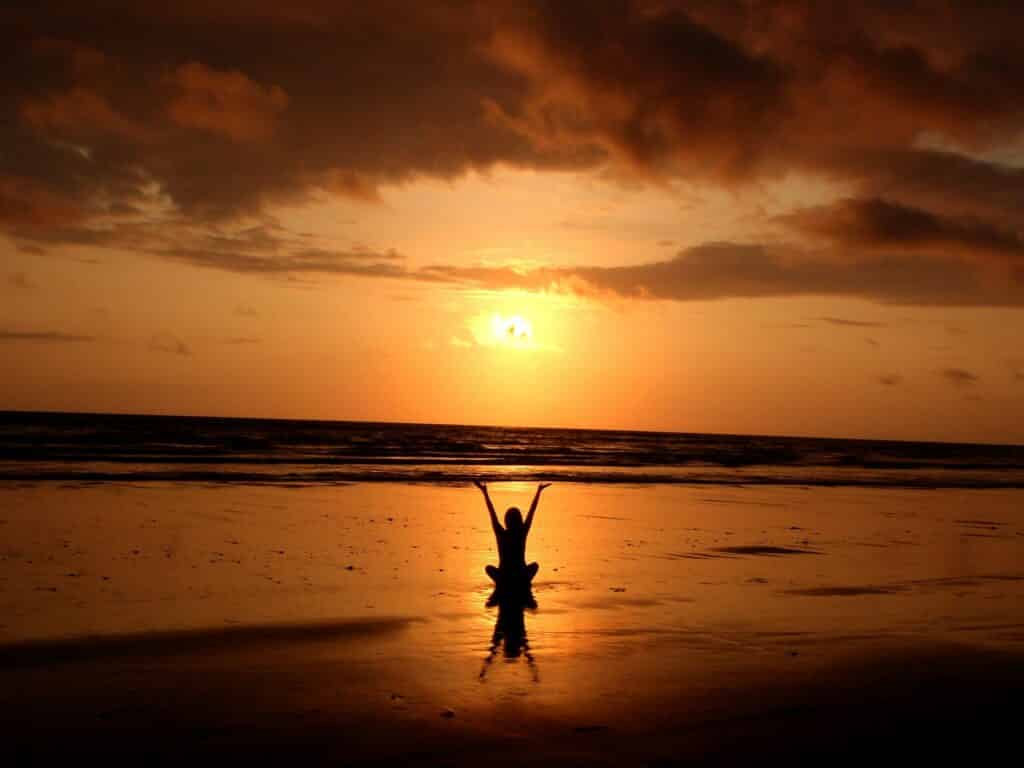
[3,1,1024,443]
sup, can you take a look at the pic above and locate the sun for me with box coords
[461,310,542,351]
[491,314,534,348]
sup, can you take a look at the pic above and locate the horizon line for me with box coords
[1,407,1020,450]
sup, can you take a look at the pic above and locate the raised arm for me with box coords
[524,483,551,533]
[474,480,501,535]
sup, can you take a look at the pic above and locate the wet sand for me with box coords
[3,482,1024,763]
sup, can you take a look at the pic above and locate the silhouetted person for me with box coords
[474,481,549,590]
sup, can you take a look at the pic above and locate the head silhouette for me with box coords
[504,506,523,531]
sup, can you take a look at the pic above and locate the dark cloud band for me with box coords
[4,1,1024,306]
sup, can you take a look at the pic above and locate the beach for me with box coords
[9,2,1024,762]
[4,479,1023,763]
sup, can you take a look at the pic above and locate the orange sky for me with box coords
[2,2,1023,443]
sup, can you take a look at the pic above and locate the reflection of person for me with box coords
[474,481,549,585]
[479,597,538,682]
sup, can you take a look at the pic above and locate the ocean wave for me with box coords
[2,464,1024,488]
[1,411,1022,488]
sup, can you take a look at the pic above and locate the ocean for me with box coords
[2,410,1022,487]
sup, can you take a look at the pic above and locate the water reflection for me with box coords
[479,588,539,682]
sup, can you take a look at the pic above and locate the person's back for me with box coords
[495,510,528,570]
[475,481,549,585]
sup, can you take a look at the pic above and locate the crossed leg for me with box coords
[486,563,539,583]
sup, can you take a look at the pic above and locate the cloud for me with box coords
[483,1,786,178]
[234,304,260,318]
[225,336,261,345]
[421,242,1024,306]
[781,197,1024,262]
[12,214,412,279]
[149,332,190,356]
[7,272,36,290]
[3,3,576,221]
[4,2,1024,305]
[15,192,1022,305]
[820,317,889,328]
[21,86,152,143]
[841,148,1024,231]
[940,368,978,387]
[878,374,902,387]
[167,62,289,143]
[0,329,94,342]
[161,244,408,276]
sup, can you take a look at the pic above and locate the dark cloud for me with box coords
[421,242,1024,306]
[483,0,786,178]
[234,305,260,318]
[4,2,1024,305]
[225,336,261,345]
[0,329,94,342]
[839,148,1024,231]
[149,332,190,356]
[878,374,902,387]
[166,61,289,143]
[782,197,1024,262]
[7,272,35,290]
[940,368,979,387]
[161,245,408,276]
[820,317,889,328]
[2,3,579,223]
[10,215,412,279]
